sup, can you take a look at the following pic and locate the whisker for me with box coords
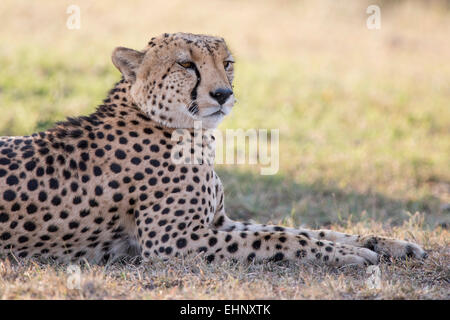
[187,101,199,115]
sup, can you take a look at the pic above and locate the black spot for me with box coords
[299,232,310,239]
[115,150,126,160]
[208,237,217,247]
[247,253,256,261]
[296,250,307,258]
[93,166,102,176]
[69,221,79,229]
[95,149,105,158]
[6,175,19,186]
[70,182,79,192]
[150,159,160,167]
[252,240,261,250]
[38,191,47,202]
[134,172,144,181]
[174,210,184,217]
[191,233,199,241]
[109,181,120,189]
[131,157,141,165]
[26,204,38,214]
[110,163,122,173]
[18,236,29,243]
[73,196,82,205]
[51,196,62,206]
[62,234,74,241]
[94,217,104,224]
[133,144,143,152]
[27,179,38,191]
[80,209,90,217]
[0,158,11,165]
[271,252,284,262]
[23,221,36,231]
[1,232,11,240]
[89,199,99,207]
[113,193,123,202]
[25,160,37,171]
[227,242,238,253]
[95,186,103,196]
[49,178,59,189]
[298,239,308,246]
[77,140,88,149]
[23,151,34,159]
[3,190,16,202]
[176,238,187,248]
[0,213,9,223]
[47,225,58,232]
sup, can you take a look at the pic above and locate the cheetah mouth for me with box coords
[206,110,226,117]
[202,108,226,118]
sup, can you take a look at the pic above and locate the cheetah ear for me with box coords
[112,47,145,83]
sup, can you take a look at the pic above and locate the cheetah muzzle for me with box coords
[0,33,427,267]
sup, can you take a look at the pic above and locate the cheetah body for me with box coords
[0,33,426,266]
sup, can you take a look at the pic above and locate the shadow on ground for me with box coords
[216,167,447,229]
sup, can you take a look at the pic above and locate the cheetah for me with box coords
[0,33,427,266]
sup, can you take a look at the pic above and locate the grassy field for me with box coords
[0,0,449,299]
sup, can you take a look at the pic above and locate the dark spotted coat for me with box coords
[0,33,426,265]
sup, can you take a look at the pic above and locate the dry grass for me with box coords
[0,0,449,299]
[1,216,448,300]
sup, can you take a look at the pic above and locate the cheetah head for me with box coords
[112,32,235,129]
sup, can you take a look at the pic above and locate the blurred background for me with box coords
[0,0,449,228]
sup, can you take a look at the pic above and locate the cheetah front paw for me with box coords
[362,236,427,260]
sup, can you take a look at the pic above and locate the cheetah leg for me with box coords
[137,221,379,266]
[211,211,427,260]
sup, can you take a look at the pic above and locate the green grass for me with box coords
[0,0,449,299]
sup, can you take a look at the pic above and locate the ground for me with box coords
[1,217,448,299]
[0,0,449,299]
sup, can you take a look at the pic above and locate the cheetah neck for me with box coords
[43,78,217,156]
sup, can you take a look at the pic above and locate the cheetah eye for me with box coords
[178,61,195,69]
[224,61,234,70]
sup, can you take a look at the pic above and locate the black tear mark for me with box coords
[190,63,201,101]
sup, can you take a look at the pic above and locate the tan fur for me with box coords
[0,33,426,266]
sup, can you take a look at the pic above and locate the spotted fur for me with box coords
[0,33,427,266]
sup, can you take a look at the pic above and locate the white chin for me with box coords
[200,114,225,128]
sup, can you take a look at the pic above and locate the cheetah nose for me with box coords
[209,88,233,105]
